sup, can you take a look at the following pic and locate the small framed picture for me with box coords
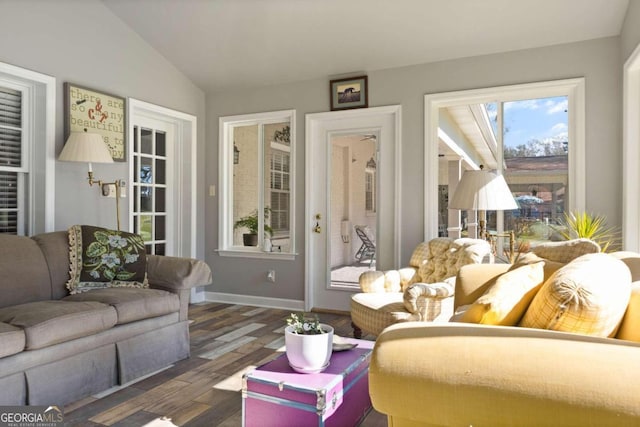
[330,76,368,111]
[64,83,126,161]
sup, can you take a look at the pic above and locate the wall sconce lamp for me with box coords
[234,143,240,164]
[58,129,124,231]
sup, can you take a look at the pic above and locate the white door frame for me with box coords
[127,99,199,299]
[305,105,402,311]
[623,43,640,251]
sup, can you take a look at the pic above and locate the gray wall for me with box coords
[206,36,622,302]
[0,0,206,258]
[622,0,640,62]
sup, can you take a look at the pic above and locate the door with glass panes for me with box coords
[131,117,174,256]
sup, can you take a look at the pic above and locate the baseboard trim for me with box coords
[204,292,305,311]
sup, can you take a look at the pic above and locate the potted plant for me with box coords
[234,208,273,246]
[553,211,621,253]
[284,313,333,373]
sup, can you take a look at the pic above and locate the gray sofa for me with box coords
[0,231,212,406]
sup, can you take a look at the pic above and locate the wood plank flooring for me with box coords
[63,303,386,427]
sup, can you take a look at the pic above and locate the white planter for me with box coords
[284,324,334,373]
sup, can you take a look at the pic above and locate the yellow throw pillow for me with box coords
[458,262,544,325]
[616,282,640,342]
[520,253,631,337]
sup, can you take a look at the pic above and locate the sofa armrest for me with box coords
[147,255,212,322]
[402,282,454,321]
[369,322,640,426]
[454,263,510,309]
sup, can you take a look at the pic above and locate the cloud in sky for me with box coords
[546,98,568,114]
[504,99,541,111]
[550,122,568,133]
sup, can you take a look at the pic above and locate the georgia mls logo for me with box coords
[0,405,64,427]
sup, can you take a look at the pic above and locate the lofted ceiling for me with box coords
[101,0,629,94]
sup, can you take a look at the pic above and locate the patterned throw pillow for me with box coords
[520,253,631,337]
[67,225,148,294]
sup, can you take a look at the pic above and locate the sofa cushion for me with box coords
[0,322,25,358]
[351,293,415,336]
[457,262,545,326]
[67,225,148,294]
[616,282,640,342]
[520,253,631,337]
[63,288,180,324]
[0,301,117,350]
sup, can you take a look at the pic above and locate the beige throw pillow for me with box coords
[520,253,631,337]
[458,262,545,325]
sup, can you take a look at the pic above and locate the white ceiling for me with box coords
[101,0,629,94]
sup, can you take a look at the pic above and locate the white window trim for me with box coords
[623,43,640,251]
[0,61,55,235]
[424,78,586,240]
[218,109,296,260]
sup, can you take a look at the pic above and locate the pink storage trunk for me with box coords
[242,339,374,427]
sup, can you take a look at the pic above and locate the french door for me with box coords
[131,117,175,256]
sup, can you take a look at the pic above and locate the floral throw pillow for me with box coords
[67,225,148,294]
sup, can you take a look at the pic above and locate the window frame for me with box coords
[218,109,296,259]
[0,61,55,236]
[424,78,586,240]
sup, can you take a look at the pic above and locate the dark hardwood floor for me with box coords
[63,303,385,426]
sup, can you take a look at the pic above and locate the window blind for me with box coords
[0,85,22,234]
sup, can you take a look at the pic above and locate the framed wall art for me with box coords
[329,75,368,111]
[64,83,126,161]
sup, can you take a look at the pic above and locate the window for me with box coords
[0,86,24,234]
[426,78,585,243]
[219,110,296,258]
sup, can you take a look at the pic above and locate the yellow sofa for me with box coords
[369,246,640,426]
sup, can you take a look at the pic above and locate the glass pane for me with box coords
[134,157,140,184]
[154,243,165,256]
[0,211,17,234]
[141,128,152,154]
[503,96,568,245]
[141,157,152,183]
[134,186,139,212]
[0,86,21,128]
[156,159,166,184]
[156,131,166,156]
[133,215,139,235]
[145,244,153,255]
[0,171,17,208]
[155,187,166,213]
[133,126,139,153]
[155,216,166,241]
[141,186,152,212]
[139,215,152,242]
[232,124,259,247]
[0,128,22,167]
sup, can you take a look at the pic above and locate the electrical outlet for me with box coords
[102,183,127,198]
[267,270,275,282]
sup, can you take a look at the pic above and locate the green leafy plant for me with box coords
[286,312,325,335]
[233,208,273,236]
[554,211,620,253]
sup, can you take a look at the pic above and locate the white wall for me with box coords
[206,36,622,302]
[0,0,206,258]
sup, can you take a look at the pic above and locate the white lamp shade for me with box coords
[58,131,114,164]
[449,169,518,211]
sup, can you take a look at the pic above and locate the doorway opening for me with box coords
[329,133,377,287]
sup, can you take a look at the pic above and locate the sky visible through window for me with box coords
[485,96,568,154]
